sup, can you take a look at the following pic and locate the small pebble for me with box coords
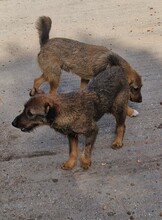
[127,211,131,215]
[52,178,58,183]
[103,205,107,210]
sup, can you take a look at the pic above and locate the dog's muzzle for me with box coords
[12,117,27,132]
[130,96,142,103]
[12,117,18,128]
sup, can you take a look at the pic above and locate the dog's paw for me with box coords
[29,88,37,96]
[61,160,76,170]
[130,109,139,117]
[30,88,44,96]
[80,155,91,170]
[111,142,123,150]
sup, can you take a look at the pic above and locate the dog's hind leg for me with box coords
[80,124,98,169]
[30,74,46,96]
[61,134,78,170]
[111,121,126,150]
[49,76,60,94]
[111,94,127,150]
[111,112,126,150]
[48,64,61,94]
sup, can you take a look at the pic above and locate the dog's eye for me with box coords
[27,110,34,118]
[133,87,139,92]
[130,86,139,93]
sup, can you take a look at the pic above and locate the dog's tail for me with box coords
[36,16,52,47]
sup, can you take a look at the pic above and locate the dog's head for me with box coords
[107,54,143,103]
[129,70,142,103]
[12,95,59,132]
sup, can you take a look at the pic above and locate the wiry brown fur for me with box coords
[30,16,142,117]
[13,65,129,170]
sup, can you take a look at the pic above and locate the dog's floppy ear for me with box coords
[44,103,57,122]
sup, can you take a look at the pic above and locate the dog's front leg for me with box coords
[127,106,139,117]
[61,134,78,170]
[80,124,98,169]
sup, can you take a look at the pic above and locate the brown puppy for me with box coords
[13,64,129,170]
[30,16,142,117]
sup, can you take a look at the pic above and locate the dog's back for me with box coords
[88,65,129,120]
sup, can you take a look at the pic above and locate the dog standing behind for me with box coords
[12,62,129,170]
[30,16,142,117]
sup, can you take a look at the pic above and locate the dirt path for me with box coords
[1,1,162,219]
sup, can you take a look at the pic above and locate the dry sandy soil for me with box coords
[0,0,162,219]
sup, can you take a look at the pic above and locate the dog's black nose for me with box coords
[12,118,17,127]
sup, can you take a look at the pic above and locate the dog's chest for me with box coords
[51,108,94,135]
[52,114,74,135]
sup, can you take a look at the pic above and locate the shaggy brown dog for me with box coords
[13,63,129,170]
[30,16,142,117]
